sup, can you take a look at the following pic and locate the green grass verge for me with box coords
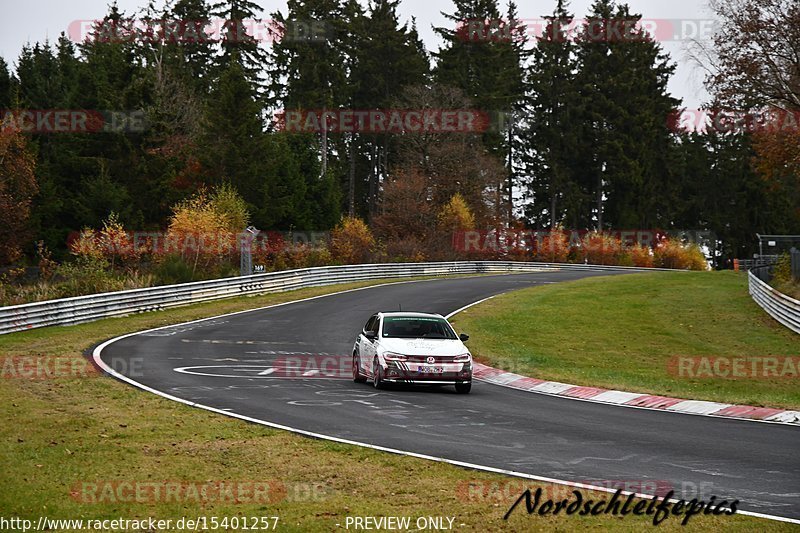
[450,271,800,409]
[0,275,792,531]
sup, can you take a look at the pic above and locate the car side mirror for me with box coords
[364,331,377,341]
[459,333,469,342]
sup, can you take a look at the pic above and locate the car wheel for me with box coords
[372,357,385,389]
[352,352,366,383]
[455,381,471,394]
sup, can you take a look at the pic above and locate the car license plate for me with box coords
[417,366,443,374]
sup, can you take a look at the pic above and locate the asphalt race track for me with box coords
[97,270,800,522]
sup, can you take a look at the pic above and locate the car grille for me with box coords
[404,355,454,363]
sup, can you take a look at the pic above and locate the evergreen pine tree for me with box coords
[348,0,430,218]
[522,0,585,228]
[574,0,678,228]
[211,0,270,89]
[0,58,14,108]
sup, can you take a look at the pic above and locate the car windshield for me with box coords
[381,316,457,339]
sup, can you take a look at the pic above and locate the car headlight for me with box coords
[454,353,471,363]
[384,352,407,362]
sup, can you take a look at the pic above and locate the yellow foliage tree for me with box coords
[434,194,476,260]
[438,193,475,232]
[166,184,250,275]
[329,217,375,264]
[98,212,138,269]
[69,228,104,261]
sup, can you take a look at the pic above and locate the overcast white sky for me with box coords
[1,0,717,108]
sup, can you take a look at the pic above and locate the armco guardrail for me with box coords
[0,261,666,336]
[748,267,800,334]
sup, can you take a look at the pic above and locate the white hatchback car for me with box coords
[352,312,473,393]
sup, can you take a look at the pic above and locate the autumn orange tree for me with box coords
[70,213,137,268]
[0,130,37,265]
[704,0,800,226]
[98,212,139,270]
[329,217,375,264]
[532,227,571,263]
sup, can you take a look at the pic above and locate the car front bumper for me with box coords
[382,361,472,383]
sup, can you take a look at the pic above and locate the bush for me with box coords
[153,254,197,285]
[574,232,626,265]
[249,234,334,272]
[630,244,655,268]
[54,256,125,298]
[282,244,333,269]
[384,237,427,263]
[210,182,250,231]
[69,213,141,270]
[654,239,708,270]
[770,253,800,298]
[70,228,104,260]
[772,253,793,284]
[686,244,708,271]
[304,246,333,268]
[36,241,58,281]
[97,212,140,270]
[532,228,571,263]
[166,184,250,277]
[426,194,476,261]
[329,217,375,264]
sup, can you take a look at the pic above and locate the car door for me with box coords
[359,315,378,374]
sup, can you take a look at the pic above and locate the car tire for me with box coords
[353,352,367,383]
[372,357,386,389]
[455,381,472,394]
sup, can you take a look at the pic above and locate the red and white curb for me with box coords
[472,363,800,426]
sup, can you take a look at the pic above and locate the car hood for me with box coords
[377,337,468,356]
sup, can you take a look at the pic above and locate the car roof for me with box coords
[379,312,444,319]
